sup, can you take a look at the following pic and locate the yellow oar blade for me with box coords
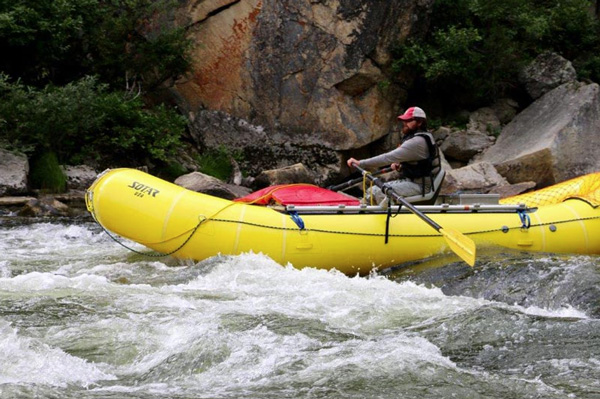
[440,227,476,267]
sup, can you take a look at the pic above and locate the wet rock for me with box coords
[17,197,70,217]
[0,196,36,206]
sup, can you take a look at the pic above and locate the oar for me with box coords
[351,163,476,267]
[327,166,393,192]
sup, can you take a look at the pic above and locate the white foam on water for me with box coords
[0,260,10,278]
[173,252,488,333]
[509,303,589,319]
[80,252,490,397]
[4,222,599,397]
[0,223,131,276]
[0,271,111,292]
[0,321,115,387]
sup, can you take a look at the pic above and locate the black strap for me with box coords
[384,201,403,244]
[385,204,392,244]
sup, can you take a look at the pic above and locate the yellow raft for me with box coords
[86,169,600,275]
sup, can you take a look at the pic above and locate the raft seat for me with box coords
[403,169,446,205]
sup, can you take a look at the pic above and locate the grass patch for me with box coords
[196,147,233,181]
[30,152,67,193]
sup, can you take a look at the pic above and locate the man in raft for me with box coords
[346,106,443,204]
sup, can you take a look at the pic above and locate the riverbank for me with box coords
[0,191,89,219]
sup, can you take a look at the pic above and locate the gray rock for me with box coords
[174,172,251,199]
[467,107,501,135]
[441,162,508,194]
[490,98,519,124]
[432,126,451,143]
[479,82,600,187]
[0,149,29,196]
[253,163,316,189]
[519,52,577,100]
[189,110,341,183]
[488,181,537,198]
[62,165,98,190]
[440,130,496,162]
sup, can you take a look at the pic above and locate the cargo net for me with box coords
[500,172,600,208]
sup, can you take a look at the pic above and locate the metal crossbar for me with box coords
[284,203,529,214]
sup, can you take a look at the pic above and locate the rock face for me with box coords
[0,149,29,196]
[479,82,600,187]
[175,0,433,151]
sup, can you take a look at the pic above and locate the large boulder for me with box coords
[174,0,434,151]
[441,162,509,195]
[440,130,496,163]
[479,82,600,187]
[519,52,577,100]
[174,172,251,199]
[0,149,29,196]
[253,163,316,189]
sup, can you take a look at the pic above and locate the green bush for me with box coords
[196,147,235,181]
[29,152,67,193]
[0,0,191,90]
[393,0,600,111]
[0,75,186,167]
[0,0,193,170]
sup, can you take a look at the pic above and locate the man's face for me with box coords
[401,119,417,135]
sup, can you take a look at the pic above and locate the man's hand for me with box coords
[346,158,360,168]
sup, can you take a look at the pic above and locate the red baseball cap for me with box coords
[397,106,426,120]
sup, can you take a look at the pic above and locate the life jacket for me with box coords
[400,132,440,195]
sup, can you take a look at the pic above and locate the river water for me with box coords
[1,218,599,398]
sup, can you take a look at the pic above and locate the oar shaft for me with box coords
[328,166,393,191]
[370,174,442,231]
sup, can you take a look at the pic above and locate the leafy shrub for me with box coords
[0,75,186,167]
[29,152,67,193]
[0,0,191,90]
[393,0,600,111]
[196,147,235,181]
[0,0,193,171]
